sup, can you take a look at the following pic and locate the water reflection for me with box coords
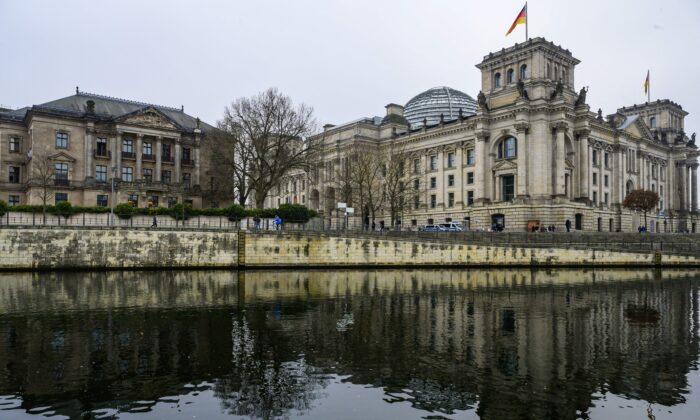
[0,269,698,419]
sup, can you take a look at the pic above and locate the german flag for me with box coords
[644,70,650,94]
[506,3,527,36]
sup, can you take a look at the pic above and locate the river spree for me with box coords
[1,269,700,419]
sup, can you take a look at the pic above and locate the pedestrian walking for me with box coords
[274,215,282,230]
[151,215,158,228]
[565,219,571,232]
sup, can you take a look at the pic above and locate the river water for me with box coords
[1,269,700,419]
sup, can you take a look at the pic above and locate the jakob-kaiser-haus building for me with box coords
[269,38,699,233]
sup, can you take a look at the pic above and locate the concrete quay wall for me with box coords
[0,227,698,270]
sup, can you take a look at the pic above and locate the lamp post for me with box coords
[110,165,117,226]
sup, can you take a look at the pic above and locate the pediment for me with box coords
[492,159,517,172]
[117,107,179,131]
[48,151,76,163]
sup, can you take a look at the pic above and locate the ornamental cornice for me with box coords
[475,131,490,141]
[574,128,591,138]
[552,121,569,132]
[514,122,530,133]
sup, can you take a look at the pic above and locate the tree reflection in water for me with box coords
[0,269,698,419]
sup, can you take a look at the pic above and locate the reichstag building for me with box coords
[268,37,699,233]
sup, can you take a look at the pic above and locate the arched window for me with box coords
[519,64,528,80]
[625,180,633,197]
[494,72,502,88]
[554,65,559,80]
[562,68,567,85]
[498,136,517,159]
[506,68,514,84]
[649,116,656,129]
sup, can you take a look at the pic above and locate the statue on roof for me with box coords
[597,108,603,121]
[517,80,529,100]
[550,81,564,100]
[689,132,696,147]
[477,91,489,111]
[574,86,588,107]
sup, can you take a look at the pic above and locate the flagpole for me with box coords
[525,2,528,41]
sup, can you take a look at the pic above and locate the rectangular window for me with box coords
[430,177,437,189]
[149,195,159,207]
[162,144,171,160]
[121,167,133,182]
[467,172,474,184]
[55,193,68,203]
[430,155,437,171]
[467,191,474,205]
[182,147,191,163]
[413,179,419,190]
[96,194,108,207]
[502,175,515,201]
[122,139,133,153]
[143,142,152,156]
[9,137,20,152]
[604,192,609,204]
[162,170,171,184]
[466,149,475,165]
[8,195,19,206]
[414,195,420,210]
[604,153,609,168]
[430,194,437,208]
[128,194,138,206]
[592,191,597,203]
[95,165,107,182]
[56,132,68,148]
[448,174,455,187]
[592,172,597,186]
[448,192,454,207]
[182,172,191,187]
[54,162,68,180]
[604,175,609,187]
[168,196,178,208]
[96,138,108,156]
[143,168,153,182]
[413,158,420,173]
[8,166,20,183]
[447,152,455,168]
[592,150,598,165]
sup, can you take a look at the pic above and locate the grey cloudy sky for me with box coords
[2,0,700,134]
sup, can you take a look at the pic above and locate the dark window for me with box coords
[96,194,108,207]
[494,72,501,88]
[182,147,191,163]
[448,192,454,207]
[55,193,68,203]
[8,166,20,183]
[429,155,437,171]
[519,64,528,80]
[466,149,475,165]
[430,194,437,208]
[414,195,420,210]
[448,174,455,187]
[182,172,191,187]
[55,162,68,180]
[502,175,515,201]
[506,68,514,84]
[413,179,419,190]
[650,116,656,129]
[121,167,133,182]
[604,153,609,168]
[413,158,420,173]
[592,150,598,165]
[162,170,171,184]
[149,195,159,207]
[430,177,437,189]
[143,168,153,182]
[162,144,171,160]
[592,172,597,186]
[9,137,20,152]
[143,142,152,156]
[95,165,107,182]
[122,139,133,153]
[467,191,474,205]
[498,137,517,159]
[96,138,108,156]
[56,132,68,148]
[467,172,474,184]
[604,175,609,187]
[8,195,19,206]
[447,152,455,168]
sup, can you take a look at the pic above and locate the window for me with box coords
[448,192,454,207]
[430,155,437,171]
[8,195,19,206]
[55,162,68,180]
[143,168,153,182]
[448,174,455,187]
[96,138,108,156]
[121,167,133,182]
[55,193,68,204]
[592,150,598,165]
[604,174,609,187]
[467,172,474,184]
[519,64,528,80]
[143,142,152,156]
[592,173,597,186]
[506,68,514,84]
[9,137,20,152]
[122,139,133,154]
[96,194,108,207]
[466,149,475,165]
[413,179,420,190]
[95,165,107,182]
[592,191,597,203]
[8,166,20,183]
[414,195,420,210]
[168,197,178,208]
[162,144,171,160]
[498,137,517,159]
[546,63,551,79]
[162,170,171,184]
[467,191,474,205]
[430,177,437,189]
[413,158,420,173]
[494,72,501,88]
[149,195,159,207]
[128,194,138,206]
[604,192,609,205]
[55,132,68,148]
[182,172,191,188]
[650,116,656,129]
[182,147,191,163]
[430,194,437,208]
[502,175,515,201]
[447,152,455,168]
[604,153,609,168]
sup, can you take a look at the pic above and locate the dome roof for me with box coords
[404,86,477,129]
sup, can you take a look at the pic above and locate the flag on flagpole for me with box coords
[644,70,650,94]
[506,3,528,36]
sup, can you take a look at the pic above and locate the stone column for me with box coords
[136,134,143,180]
[174,138,182,183]
[85,128,94,178]
[155,137,163,182]
[455,147,464,206]
[194,145,201,186]
[553,122,568,196]
[515,123,528,197]
[474,131,489,203]
[115,131,122,175]
[685,165,691,211]
[578,131,590,200]
[692,165,698,212]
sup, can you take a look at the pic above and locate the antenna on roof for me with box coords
[181,105,184,112]
[76,86,79,94]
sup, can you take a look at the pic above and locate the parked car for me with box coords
[438,223,464,231]
[419,224,442,231]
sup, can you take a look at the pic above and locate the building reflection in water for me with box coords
[0,269,698,419]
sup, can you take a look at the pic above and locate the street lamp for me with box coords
[110,165,117,226]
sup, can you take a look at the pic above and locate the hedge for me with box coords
[2,202,317,222]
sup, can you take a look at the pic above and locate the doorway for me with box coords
[491,214,505,232]
[575,213,583,230]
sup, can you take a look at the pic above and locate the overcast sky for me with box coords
[2,0,700,135]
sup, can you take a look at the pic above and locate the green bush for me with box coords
[53,201,75,218]
[225,204,246,221]
[114,203,135,219]
[276,204,316,223]
[0,200,7,218]
[170,203,194,220]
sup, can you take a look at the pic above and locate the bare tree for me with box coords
[623,189,660,228]
[217,88,317,208]
[382,143,415,228]
[346,142,384,229]
[28,153,55,223]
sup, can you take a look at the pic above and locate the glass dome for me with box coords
[404,86,477,129]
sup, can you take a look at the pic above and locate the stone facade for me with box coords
[267,38,700,233]
[0,90,218,208]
